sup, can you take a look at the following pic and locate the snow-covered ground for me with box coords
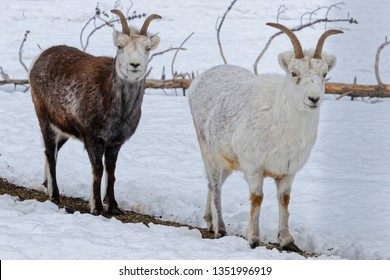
[0,0,390,260]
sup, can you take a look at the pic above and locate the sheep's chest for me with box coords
[243,115,318,177]
[263,135,313,177]
[98,105,141,144]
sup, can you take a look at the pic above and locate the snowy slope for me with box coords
[1,0,390,260]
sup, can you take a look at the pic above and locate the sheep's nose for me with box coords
[130,63,140,68]
[308,96,320,104]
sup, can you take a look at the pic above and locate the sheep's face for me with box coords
[113,30,160,81]
[279,51,336,112]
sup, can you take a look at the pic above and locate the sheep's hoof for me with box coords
[210,229,227,238]
[249,240,261,249]
[64,207,74,214]
[91,207,103,216]
[91,210,102,216]
[50,197,60,206]
[282,242,302,253]
[106,207,124,216]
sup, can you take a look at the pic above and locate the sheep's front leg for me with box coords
[243,169,264,249]
[275,175,301,252]
[103,144,123,215]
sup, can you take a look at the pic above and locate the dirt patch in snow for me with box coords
[0,176,319,258]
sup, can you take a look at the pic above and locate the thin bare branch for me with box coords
[325,2,345,29]
[19,30,30,73]
[216,0,238,64]
[277,5,288,22]
[0,67,9,81]
[375,36,390,85]
[253,4,358,75]
[80,15,96,51]
[80,2,146,51]
[299,2,345,29]
[149,47,186,63]
[171,32,194,79]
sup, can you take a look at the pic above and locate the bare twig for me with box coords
[0,67,29,87]
[253,3,358,75]
[19,30,30,73]
[80,1,146,51]
[216,0,238,64]
[145,67,153,78]
[0,67,10,81]
[277,5,288,22]
[149,47,186,63]
[171,32,195,79]
[324,2,344,29]
[375,36,390,85]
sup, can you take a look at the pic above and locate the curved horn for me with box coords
[266,22,304,59]
[111,9,130,36]
[313,29,343,59]
[140,14,162,36]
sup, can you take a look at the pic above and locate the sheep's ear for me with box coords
[322,54,337,72]
[150,35,160,51]
[278,51,295,72]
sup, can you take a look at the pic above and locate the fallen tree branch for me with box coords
[326,83,390,98]
[144,80,390,98]
[0,78,29,86]
[1,77,390,98]
[145,80,390,99]
[145,79,191,89]
[0,67,29,87]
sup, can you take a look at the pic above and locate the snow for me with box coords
[1,0,390,260]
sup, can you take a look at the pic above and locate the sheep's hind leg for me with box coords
[43,135,68,188]
[275,175,301,252]
[205,165,231,238]
[103,144,123,215]
[85,139,105,215]
[243,168,264,249]
[41,123,61,205]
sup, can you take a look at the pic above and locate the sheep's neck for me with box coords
[271,80,320,137]
[109,68,145,120]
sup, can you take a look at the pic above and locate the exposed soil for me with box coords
[0,176,319,258]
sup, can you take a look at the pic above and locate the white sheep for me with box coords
[188,23,342,251]
[29,10,161,215]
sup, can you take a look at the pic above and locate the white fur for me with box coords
[188,50,337,249]
[44,157,52,196]
[113,28,160,81]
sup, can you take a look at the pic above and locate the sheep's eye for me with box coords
[291,72,298,77]
[117,45,123,50]
[323,73,327,78]
[146,47,151,51]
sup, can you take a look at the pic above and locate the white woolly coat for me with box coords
[188,64,319,178]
